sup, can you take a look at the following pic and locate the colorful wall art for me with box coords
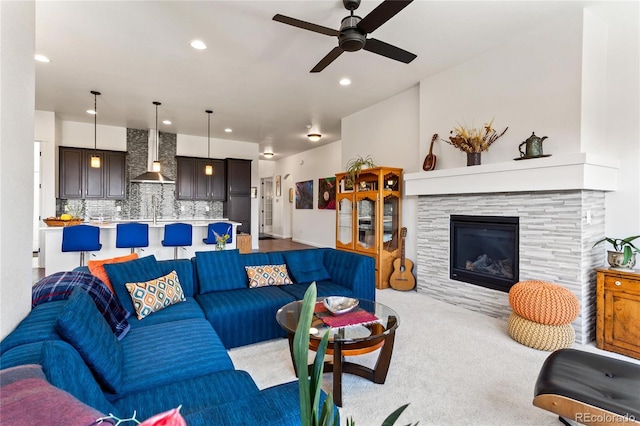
[295,180,313,209]
[318,177,336,210]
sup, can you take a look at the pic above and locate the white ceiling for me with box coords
[35,0,590,159]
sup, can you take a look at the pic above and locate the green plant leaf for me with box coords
[381,403,414,426]
[293,282,317,426]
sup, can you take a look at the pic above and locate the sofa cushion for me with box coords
[0,342,45,369]
[126,298,204,329]
[195,287,295,349]
[283,250,331,284]
[125,270,186,320]
[88,252,139,293]
[104,255,163,315]
[0,364,108,425]
[118,318,234,398]
[245,264,293,288]
[55,288,123,393]
[158,259,196,297]
[111,370,259,422]
[183,380,303,426]
[41,340,117,416]
[277,280,354,300]
[195,250,247,293]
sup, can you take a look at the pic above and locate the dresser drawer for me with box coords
[604,275,640,293]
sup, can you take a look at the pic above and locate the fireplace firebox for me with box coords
[450,215,519,292]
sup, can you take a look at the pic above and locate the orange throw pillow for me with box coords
[88,253,139,293]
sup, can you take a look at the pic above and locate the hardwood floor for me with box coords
[256,237,316,252]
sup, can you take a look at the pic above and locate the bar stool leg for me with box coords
[174,247,179,260]
[80,252,86,267]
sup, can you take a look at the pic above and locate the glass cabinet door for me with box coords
[382,194,399,253]
[355,195,377,253]
[336,195,354,249]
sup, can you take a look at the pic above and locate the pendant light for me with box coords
[152,101,161,172]
[205,109,214,175]
[90,91,101,168]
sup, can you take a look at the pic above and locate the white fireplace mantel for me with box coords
[405,153,618,196]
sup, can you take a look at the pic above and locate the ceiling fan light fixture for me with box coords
[307,133,322,142]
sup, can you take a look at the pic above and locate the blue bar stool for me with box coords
[116,222,149,254]
[61,225,102,266]
[203,222,233,244]
[162,223,193,259]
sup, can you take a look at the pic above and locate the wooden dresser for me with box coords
[596,268,640,359]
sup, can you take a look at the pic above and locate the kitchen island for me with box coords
[41,219,241,275]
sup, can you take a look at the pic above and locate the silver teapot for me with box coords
[519,132,548,158]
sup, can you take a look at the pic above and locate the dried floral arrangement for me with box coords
[444,119,508,153]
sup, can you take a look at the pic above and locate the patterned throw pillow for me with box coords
[125,270,186,320]
[245,264,293,288]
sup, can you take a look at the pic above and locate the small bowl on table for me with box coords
[323,296,359,316]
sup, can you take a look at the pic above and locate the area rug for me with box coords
[229,288,639,425]
[258,234,276,240]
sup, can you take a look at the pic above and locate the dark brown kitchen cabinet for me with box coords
[225,158,252,234]
[105,151,125,199]
[59,147,125,200]
[176,156,226,201]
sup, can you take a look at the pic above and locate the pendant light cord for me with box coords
[207,111,211,158]
[94,94,97,151]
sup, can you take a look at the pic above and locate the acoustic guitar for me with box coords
[390,227,415,291]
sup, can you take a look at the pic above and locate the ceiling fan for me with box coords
[273,0,417,73]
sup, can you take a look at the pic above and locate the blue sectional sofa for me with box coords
[0,248,375,424]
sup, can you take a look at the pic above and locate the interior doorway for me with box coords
[260,177,273,238]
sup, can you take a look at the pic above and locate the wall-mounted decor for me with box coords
[251,187,257,198]
[275,175,281,197]
[295,180,313,209]
[318,177,336,210]
[289,188,294,203]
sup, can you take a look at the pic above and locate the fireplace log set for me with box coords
[465,254,513,279]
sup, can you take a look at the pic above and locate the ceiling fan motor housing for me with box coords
[339,16,366,52]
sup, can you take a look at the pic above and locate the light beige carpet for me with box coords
[229,289,639,426]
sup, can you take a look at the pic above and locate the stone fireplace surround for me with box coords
[405,154,618,344]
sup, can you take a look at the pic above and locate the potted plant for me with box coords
[593,235,640,270]
[345,155,377,187]
[443,119,508,166]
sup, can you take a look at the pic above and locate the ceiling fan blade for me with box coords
[357,0,413,34]
[311,47,344,73]
[363,38,416,64]
[273,14,340,37]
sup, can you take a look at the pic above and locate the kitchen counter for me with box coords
[41,219,241,275]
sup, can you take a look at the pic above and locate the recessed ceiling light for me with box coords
[163,120,171,125]
[86,109,96,115]
[35,54,50,63]
[190,40,207,50]
[263,152,274,158]
[224,128,232,133]
[339,78,351,86]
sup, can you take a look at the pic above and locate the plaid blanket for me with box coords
[32,271,130,339]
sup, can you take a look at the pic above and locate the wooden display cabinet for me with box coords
[596,268,640,359]
[335,167,402,289]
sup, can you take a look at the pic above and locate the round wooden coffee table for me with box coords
[276,298,399,406]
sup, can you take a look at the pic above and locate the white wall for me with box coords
[420,10,584,169]
[270,141,342,247]
[0,1,35,340]
[587,2,640,237]
[342,86,421,262]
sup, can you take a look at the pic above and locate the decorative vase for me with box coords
[216,241,226,251]
[607,250,636,271]
[467,152,481,166]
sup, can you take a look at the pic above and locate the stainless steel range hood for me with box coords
[130,128,174,184]
[130,171,174,184]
